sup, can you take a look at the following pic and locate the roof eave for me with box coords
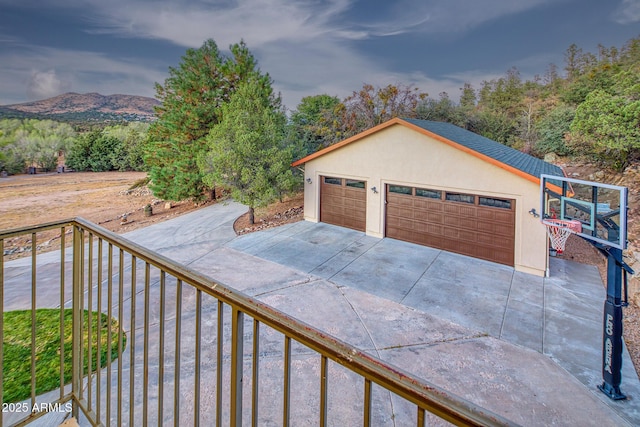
[290,118,405,167]
[291,117,552,185]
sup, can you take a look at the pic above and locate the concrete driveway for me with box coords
[224,215,640,425]
[4,200,639,425]
[127,200,640,425]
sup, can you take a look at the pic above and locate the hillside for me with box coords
[0,92,159,123]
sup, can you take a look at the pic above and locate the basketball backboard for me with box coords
[540,174,628,250]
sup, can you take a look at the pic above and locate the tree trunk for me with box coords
[248,206,255,225]
[210,187,217,200]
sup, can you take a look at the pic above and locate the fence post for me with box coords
[71,224,83,419]
[230,308,244,427]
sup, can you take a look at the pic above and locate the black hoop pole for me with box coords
[598,246,633,400]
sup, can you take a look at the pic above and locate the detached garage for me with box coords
[292,118,564,277]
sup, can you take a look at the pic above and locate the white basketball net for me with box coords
[543,219,582,253]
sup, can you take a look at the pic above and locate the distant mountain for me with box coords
[0,92,160,123]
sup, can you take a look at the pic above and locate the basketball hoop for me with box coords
[542,218,582,254]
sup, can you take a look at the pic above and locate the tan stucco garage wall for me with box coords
[302,124,549,276]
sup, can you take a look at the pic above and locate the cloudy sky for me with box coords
[0,0,638,111]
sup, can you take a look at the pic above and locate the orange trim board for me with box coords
[291,118,542,185]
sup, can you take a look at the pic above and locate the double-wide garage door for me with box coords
[320,176,366,231]
[319,177,515,266]
[385,185,515,266]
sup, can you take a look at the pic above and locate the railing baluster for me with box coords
[216,300,223,427]
[87,233,93,412]
[129,255,137,427]
[117,248,124,427]
[30,232,37,408]
[283,336,291,427]
[194,289,202,427]
[96,236,102,422]
[106,244,114,426]
[320,355,328,427]
[158,271,166,424]
[143,262,150,426]
[71,225,83,420]
[417,406,426,427]
[363,379,372,427]
[252,320,260,427]
[59,227,66,402]
[0,237,4,427]
[174,279,183,427]
[79,229,85,405]
[230,307,244,427]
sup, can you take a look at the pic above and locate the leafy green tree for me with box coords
[103,123,149,170]
[66,131,124,172]
[459,83,477,112]
[65,132,92,171]
[199,79,295,224]
[416,92,463,125]
[469,110,517,146]
[477,67,525,119]
[570,90,640,170]
[0,119,74,173]
[146,39,269,201]
[534,105,575,156]
[289,94,340,156]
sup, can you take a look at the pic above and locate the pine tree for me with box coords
[145,39,269,201]
[199,78,295,224]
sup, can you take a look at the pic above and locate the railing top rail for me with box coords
[0,219,75,240]
[2,218,518,426]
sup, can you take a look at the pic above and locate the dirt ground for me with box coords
[1,171,638,377]
[0,171,214,258]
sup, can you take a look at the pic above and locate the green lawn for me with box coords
[2,309,124,404]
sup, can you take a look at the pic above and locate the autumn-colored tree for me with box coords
[331,83,427,141]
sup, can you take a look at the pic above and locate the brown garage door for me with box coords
[385,185,515,266]
[320,176,366,232]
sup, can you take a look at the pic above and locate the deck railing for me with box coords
[0,218,517,426]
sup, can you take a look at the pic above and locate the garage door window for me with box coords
[346,180,366,189]
[324,177,342,185]
[389,185,412,195]
[479,197,512,209]
[416,188,441,199]
[445,192,475,204]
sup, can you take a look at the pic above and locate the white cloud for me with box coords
[612,0,640,24]
[27,70,72,100]
[81,0,357,48]
[345,0,561,38]
[0,45,165,104]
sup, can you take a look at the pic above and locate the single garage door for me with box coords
[320,176,366,231]
[385,185,515,266]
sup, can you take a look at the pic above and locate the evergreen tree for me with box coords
[199,79,295,224]
[145,39,269,201]
[570,89,640,170]
[289,94,340,156]
[416,92,463,125]
[535,105,575,156]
